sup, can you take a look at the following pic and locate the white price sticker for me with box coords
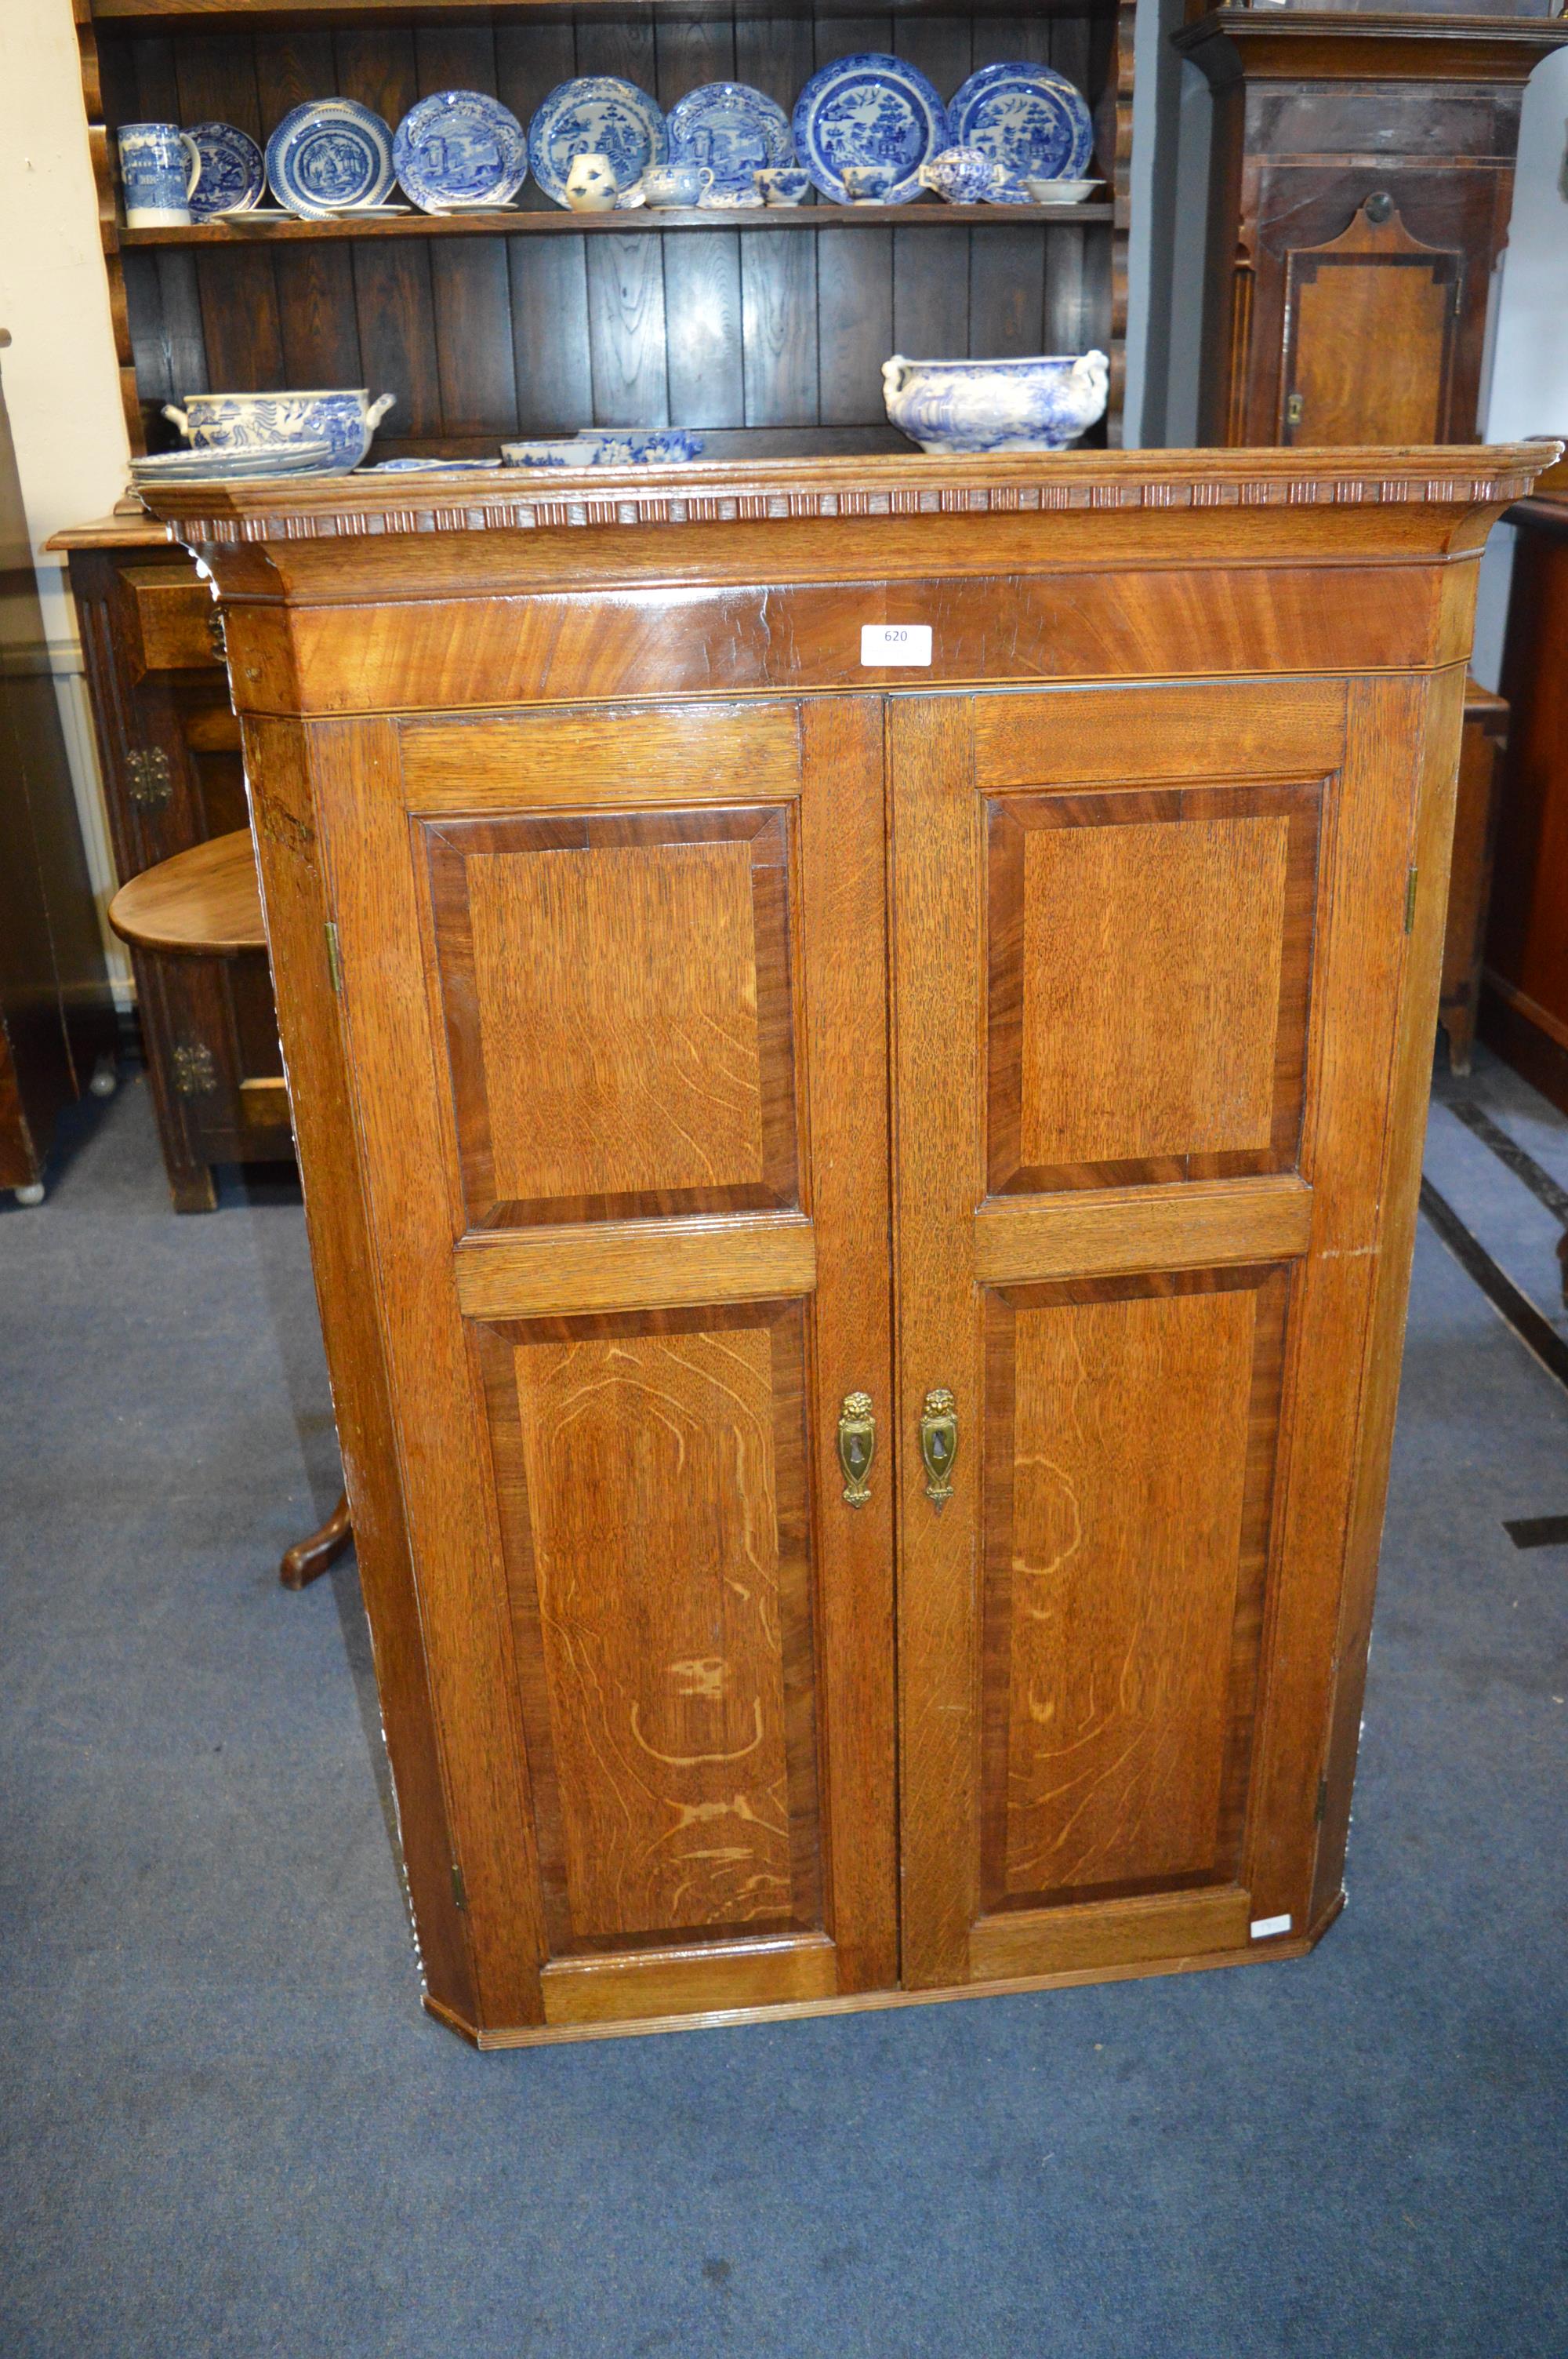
[861,623,932,668]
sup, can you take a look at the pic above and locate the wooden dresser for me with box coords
[145,442,1549,2048]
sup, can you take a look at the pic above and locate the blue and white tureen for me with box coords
[793,54,948,206]
[881,351,1109,453]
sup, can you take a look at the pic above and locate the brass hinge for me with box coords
[1315,1775,1329,1826]
[324,921,343,996]
[450,1862,466,1911]
[125,747,173,811]
[1285,392,1305,429]
[170,1041,217,1097]
[1404,865,1418,932]
[1453,279,1463,317]
[207,609,227,663]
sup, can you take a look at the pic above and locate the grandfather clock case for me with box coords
[1176,4,1566,452]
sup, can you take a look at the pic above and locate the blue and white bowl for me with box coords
[394,91,528,212]
[881,351,1109,453]
[267,100,395,217]
[163,389,397,470]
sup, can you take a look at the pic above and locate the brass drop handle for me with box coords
[919,1387,958,1510]
[837,1391,875,1507]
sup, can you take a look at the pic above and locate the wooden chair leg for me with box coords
[280,1488,352,1590]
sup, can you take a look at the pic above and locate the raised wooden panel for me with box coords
[978,1266,1290,1916]
[988,783,1323,1192]
[474,1301,820,1953]
[1283,202,1460,449]
[424,805,799,1229]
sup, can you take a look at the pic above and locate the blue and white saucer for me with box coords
[666,82,793,200]
[528,78,666,206]
[266,100,395,217]
[947,64,1094,196]
[793,53,948,207]
[394,90,528,212]
[186,122,264,221]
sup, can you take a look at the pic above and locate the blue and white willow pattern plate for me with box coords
[947,63,1094,198]
[266,100,395,216]
[666,82,793,199]
[394,90,528,212]
[186,122,264,220]
[792,54,948,206]
[528,78,666,206]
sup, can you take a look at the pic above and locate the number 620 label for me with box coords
[860,623,932,667]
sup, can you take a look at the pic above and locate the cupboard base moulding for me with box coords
[425,1895,1342,2052]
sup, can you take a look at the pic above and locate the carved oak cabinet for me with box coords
[146,443,1546,2047]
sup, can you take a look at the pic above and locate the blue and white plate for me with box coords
[666,82,792,200]
[394,90,528,212]
[502,428,705,467]
[793,53,947,207]
[947,63,1094,197]
[528,78,666,207]
[129,439,344,485]
[186,122,264,220]
[266,100,395,217]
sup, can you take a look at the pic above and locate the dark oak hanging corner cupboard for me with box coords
[142,439,1554,2046]
[76,0,1138,463]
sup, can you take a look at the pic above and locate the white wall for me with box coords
[1471,46,1568,688]
[0,0,132,991]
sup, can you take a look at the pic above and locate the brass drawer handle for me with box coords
[837,1391,875,1507]
[919,1387,957,1510]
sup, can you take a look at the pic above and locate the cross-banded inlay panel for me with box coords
[475,1302,822,1953]
[988,783,1323,1194]
[980,1265,1290,1914]
[425,806,800,1228]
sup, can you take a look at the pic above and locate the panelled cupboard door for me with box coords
[889,675,1428,1992]
[314,697,898,2037]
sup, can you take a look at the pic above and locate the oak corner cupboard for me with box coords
[143,440,1553,2048]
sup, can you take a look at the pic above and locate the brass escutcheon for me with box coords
[837,1391,875,1507]
[919,1387,958,1510]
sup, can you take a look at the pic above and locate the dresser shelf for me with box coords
[121,201,1116,244]
[79,0,1135,461]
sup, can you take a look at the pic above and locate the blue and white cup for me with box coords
[638,162,714,209]
[841,162,896,205]
[118,122,201,227]
[755,166,809,208]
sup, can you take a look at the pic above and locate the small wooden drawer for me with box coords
[122,562,221,677]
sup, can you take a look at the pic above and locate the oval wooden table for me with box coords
[110,830,352,1590]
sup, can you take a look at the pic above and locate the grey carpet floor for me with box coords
[2,1058,1565,2359]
